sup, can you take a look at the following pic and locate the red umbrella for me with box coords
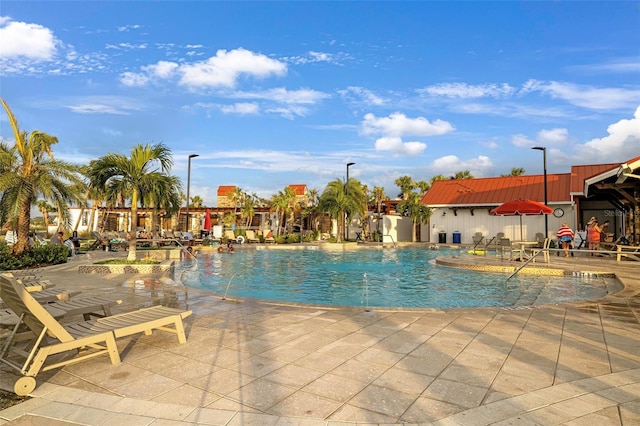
[490,199,553,240]
[203,208,211,233]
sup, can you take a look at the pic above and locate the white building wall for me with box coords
[422,203,576,244]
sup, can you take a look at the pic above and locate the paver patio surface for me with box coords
[1,247,639,425]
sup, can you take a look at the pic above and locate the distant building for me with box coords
[216,186,237,208]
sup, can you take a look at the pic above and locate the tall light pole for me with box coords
[186,154,199,233]
[346,162,355,240]
[532,147,548,238]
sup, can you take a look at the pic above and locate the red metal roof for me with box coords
[569,163,619,195]
[216,185,236,196]
[420,174,572,206]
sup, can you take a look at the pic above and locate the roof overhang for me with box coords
[583,167,619,197]
[615,158,640,183]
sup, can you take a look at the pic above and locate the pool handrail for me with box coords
[506,247,625,282]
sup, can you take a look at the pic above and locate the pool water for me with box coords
[178,248,620,309]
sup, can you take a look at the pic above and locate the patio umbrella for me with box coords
[203,208,211,234]
[490,199,553,240]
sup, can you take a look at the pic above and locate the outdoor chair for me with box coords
[1,295,121,329]
[532,238,551,263]
[245,230,260,243]
[0,274,192,396]
[261,229,276,244]
[472,232,484,245]
[87,231,104,250]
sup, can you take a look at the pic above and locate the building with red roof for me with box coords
[420,157,639,245]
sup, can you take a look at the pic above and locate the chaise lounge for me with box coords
[0,274,192,396]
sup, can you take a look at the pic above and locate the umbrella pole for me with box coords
[520,216,523,240]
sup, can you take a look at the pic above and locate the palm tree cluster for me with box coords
[1,97,485,256]
[0,99,84,255]
[86,143,182,260]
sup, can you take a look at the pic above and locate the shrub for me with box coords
[0,242,69,271]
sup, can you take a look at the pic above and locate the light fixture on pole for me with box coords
[532,147,548,238]
[186,154,199,233]
[346,162,355,240]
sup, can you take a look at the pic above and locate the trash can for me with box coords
[438,231,447,244]
[452,231,461,244]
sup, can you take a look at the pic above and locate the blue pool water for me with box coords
[178,248,620,309]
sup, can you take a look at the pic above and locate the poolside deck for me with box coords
[1,247,639,425]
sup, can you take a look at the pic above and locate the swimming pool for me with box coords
[178,248,621,309]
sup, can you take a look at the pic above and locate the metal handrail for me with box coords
[505,247,626,282]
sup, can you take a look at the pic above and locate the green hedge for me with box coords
[0,243,70,271]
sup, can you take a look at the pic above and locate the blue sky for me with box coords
[1,1,639,206]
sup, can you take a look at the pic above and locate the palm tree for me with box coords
[142,174,182,246]
[0,98,83,255]
[270,187,296,236]
[87,143,174,260]
[318,178,366,242]
[430,174,447,185]
[398,192,432,242]
[395,175,414,200]
[301,188,321,235]
[414,180,430,196]
[36,200,54,235]
[240,193,255,230]
[452,170,474,180]
[189,195,203,235]
[371,186,388,240]
[501,167,525,177]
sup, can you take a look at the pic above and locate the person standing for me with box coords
[556,223,574,258]
[586,217,601,256]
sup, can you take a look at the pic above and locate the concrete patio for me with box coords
[1,247,639,425]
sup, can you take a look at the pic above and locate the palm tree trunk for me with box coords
[127,190,138,261]
[14,202,31,255]
[87,202,97,234]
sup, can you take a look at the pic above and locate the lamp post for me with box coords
[345,162,355,240]
[186,154,199,233]
[532,146,548,238]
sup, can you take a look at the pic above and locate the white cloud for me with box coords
[510,134,533,148]
[338,86,385,106]
[117,24,142,32]
[431,155,493,177]
[232,87,330,104]
[119,48,288,90]
[573,106,640,162]
[420,83,515,98]
[511,127,568,148]
[375,136,426,156]
[220,103,259,115]
[520,79,640,110]
[361,113,452,157]
[0,18,57,60]
[285,50,352,65]
[145,61,178,78]
[67,104,130,115]
[361,112,454,137]
[120,71,149,87]
[179,48,287,89]
[105,42,147,50]
[537,128,568,145]
[64,96,142,115]
[264,105,311,119]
